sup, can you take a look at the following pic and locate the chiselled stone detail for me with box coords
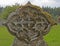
[4,2,56,46]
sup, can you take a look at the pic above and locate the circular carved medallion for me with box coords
[6,4,51,43]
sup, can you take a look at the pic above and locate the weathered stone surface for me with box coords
[12,38,47,46]
[4,2,56,46]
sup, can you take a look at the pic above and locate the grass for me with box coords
[0,24,60,46]
[0,26,14,46]
[44,24,60,46]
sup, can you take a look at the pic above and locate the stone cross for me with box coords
[0,2,56,46]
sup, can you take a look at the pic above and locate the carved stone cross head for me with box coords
[1,2,57,46]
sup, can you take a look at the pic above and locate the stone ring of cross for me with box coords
[6,8,51,43]
[1,2,56,46]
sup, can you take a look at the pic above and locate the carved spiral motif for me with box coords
[6,6,51,43]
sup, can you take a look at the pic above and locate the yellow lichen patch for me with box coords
[41,11,57,26]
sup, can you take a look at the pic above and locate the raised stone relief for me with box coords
[1,2,57,46]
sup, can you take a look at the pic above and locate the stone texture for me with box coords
[4,2,56,46]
